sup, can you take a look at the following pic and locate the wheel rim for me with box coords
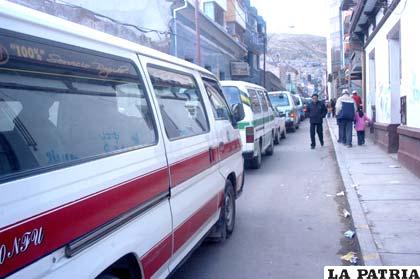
[225,192,233,226]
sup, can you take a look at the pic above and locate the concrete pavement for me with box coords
[327,118,420,265]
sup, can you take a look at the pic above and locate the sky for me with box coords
[250,0,329,37]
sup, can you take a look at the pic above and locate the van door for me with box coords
[201,77,243,194]
[257,90,271,151]
[263,90,275,144]
[140,58,224,272]
[0,30,171,279]
[247,89,264,150]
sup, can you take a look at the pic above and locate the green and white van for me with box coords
[221,81,276,169]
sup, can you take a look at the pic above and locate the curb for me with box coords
[327,120,383,266]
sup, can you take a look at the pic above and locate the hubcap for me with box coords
[225,193,233,225]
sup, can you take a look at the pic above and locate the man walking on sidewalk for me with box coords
[307,93,327,149]
[336,90,357,147]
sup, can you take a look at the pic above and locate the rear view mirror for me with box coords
[232,103,245,123]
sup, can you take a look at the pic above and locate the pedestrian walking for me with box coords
[354,107,371,145]
[307,93,327,149]
[336,89,357,147]
[327,101,333,118]
[331,98,336,117]
[352,90,362,109]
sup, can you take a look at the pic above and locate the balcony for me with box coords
[340,0,356,10]
[226,0,246,30]
[202,0,227,11]
[350,50,362,80]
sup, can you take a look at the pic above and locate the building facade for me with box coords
[8,0,283,89]
[327,0,342,100]
[342,0,420,176]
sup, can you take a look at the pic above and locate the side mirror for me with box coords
[232,103,245,123]
[279,112,286,118]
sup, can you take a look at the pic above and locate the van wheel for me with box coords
[274,129,280,145]
[265,135,274,156]
[281,130,286,139]
[249,142,262,169]
[223,181,236,236]
[209,180,236,241]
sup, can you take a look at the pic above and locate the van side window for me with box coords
[203,78,230,121]
[248,89,261,113]
[147,66,209,140]
[258,90,269,112]
[263,91,274,111]
[0,32,157,181]
[294,96,301,106]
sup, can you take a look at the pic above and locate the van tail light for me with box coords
[290,112,296,119]
[246,127,254,143]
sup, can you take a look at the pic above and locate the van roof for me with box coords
[220,80,266,91]
[0,0,213,76]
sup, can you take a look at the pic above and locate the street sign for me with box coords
[231,61,250,76]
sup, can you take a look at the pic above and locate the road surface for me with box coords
[172,120,359,279]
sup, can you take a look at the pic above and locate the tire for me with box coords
[208,180,236,241]
[249,142,262,169]
[265,134,274,156]
[96,275,120,279]
[274,129,280,145]
[281,129,286,139]
[223,181,236,237]
[289,125,296,133]
[296,124,299,130]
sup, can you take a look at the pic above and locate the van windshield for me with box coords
[269,94,290,106]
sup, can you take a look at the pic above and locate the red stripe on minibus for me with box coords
[0,167,169,278]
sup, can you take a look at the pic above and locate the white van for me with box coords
[268,91,300,132]
[0,2,245,278]
[221,81,276,169]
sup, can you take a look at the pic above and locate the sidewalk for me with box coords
[327,118,420,265]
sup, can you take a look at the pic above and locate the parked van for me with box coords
[221,81,276,169]
[272,104,287,144]
[293,94,305,122]
[268,91,299,132]
[0,2,245,278]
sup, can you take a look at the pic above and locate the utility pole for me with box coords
[195,0,201,65]
[263,25,267,88]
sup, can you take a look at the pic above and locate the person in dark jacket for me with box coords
[307,93,327,149]
[336,90,357,147]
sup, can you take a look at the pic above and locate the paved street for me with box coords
[172,121,359,279]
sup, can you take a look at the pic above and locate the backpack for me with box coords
[340,101,355,120]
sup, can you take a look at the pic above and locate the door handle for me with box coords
[219,142,225,152]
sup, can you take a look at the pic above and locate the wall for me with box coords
[11,0,172,53]
[365,0,420,128]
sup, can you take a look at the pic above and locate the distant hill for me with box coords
[265,33,327,92]
[267,33,327,64]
